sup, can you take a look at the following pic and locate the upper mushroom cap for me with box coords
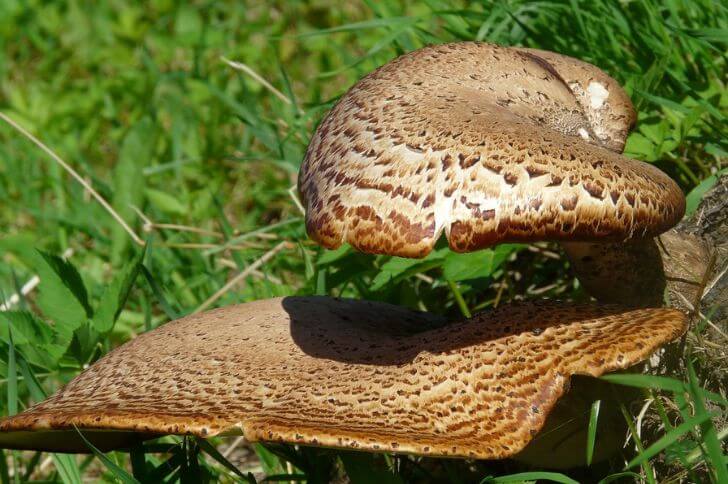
[299,42,684,258]
[0,296,685,458]
[513,48,637,153]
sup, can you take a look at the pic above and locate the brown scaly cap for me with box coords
[0,296,686,457]
[514,48,637,152]
[298,42,684,257]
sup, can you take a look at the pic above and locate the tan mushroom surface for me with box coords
[298,42,684,258]
[514,47,636,152]
[0,296,686,457]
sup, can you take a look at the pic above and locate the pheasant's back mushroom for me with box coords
[298,42,687,308]
[0,296,686,459]
[299,42,684,259]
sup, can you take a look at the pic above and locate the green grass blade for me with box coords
[601,374,727,406]
[129,444,148,481]
[16,357,82,483]
[481,472,579,484]
[586,399,601,466]
[73,425,140,484]
[686,426,728,465]
[447,279,472,317]
[686,359,728,483]
[147,448,185,482]
[140,265,179,320]
[260,474,308,482]
[597,472,642,484]
[52,455,83,484]
[293,17,421,37]
[16,359,45,400]
[196,438,251,482]
[618,400,656,484]
[624,412,715,471]
[6,329,17,416]
[600,373,684,392]
[253,443,284,475]
[0,450,9,484]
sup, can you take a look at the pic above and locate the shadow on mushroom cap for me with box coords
[0,297,686,459]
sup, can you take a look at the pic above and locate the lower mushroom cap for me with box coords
[0,297,686,458]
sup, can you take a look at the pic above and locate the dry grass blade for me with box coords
[702,261,726,299]
[675,293,728,341]
[221,56,301,114]
[288,184,305,215]
[131,205,223,238]
[0,112,144,246]
[195,241,291,313]
[222,436,246,459]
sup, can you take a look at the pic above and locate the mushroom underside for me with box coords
[0,296,686,458]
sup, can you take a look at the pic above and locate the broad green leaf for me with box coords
[31,250,90,336]
[0,311,67,368]
[624,132,656,160]
[317,244,352,265]
[370,249,447,291]
[443,244,520,281]
[704,143,728,158]
[68,322,101,365]
[685,169,727,216]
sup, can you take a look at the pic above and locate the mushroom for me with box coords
[298,42,686,304]
[0,296,686,459]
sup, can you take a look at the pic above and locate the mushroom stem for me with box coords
[561,232,713,308]
[561,239,666,307]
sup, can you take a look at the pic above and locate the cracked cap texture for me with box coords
[298,42,685,257]
[0,296,686,457]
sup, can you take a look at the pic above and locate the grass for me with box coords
[0,0,726,482]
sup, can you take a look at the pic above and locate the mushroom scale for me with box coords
[0,296,686,458]
[298,42,684,257]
